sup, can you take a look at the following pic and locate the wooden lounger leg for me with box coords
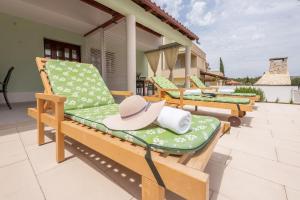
[142,176,165,200]
[37,99,45,145]
[229,110,241,127]
[55,102,65,163]
[231,110,239,117]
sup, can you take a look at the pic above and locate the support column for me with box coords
[126,14,136,93]
[99,28,106,82]
[185,46,191,88]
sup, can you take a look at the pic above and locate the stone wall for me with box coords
[269,58,288,74]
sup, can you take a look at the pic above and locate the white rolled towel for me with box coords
[218,88,234,94]
[183,89,202,96]
[156,106,191,134]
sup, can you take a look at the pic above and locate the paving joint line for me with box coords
[17,130,47,200]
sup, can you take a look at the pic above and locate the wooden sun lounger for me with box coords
[27,57,231,200]
[190,79,260,105]
[151,80,253,126]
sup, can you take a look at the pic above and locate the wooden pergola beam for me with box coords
[136,23,161,37]
[80,0,118,16]
[144,42,182,54]
[82,0,161,38]
[200,70,228,80]
[84,14,123,37]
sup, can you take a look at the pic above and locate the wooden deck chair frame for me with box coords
[151,79,253,126]
[190,79,260,105]
[27,57,231,200]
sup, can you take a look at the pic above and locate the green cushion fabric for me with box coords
[152,76,180,97]
[191,76,256,97]
[219,92,256,97]
[45,60,114,110]
[191,75,205,87]
[182,95,250,104]
[65,104,221,155]
[152,76,250,104]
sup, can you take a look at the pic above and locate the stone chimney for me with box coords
[269,57,288,74]
[255,57,291,85]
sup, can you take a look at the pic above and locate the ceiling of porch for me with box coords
[0,0,112,34]
[0,0,162,51]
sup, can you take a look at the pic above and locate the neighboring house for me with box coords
[0,0,198,104]
[203,71,226,86]
[149,42,208,85]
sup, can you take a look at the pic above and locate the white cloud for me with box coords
[186,1,216,27]
[188,0,300,77]
[152,0,183,19]
[153,0,300,77]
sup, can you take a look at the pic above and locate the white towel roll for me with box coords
[156,106,191,134]
[184,89,202,96]
[218,88,234,94]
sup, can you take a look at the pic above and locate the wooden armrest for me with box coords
[35,93,66,103]
[110,90,133,97]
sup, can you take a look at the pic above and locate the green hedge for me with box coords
[234,87,265,102]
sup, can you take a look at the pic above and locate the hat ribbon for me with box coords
[121,102,152,119]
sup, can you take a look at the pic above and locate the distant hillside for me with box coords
[231,76,300,86]
[291,76,300,86]
[291,76,300,79]
[230,76,261,85]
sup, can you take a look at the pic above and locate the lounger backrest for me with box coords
[45,60,114,110]
[152,76,180,98]
[190,75,205,88]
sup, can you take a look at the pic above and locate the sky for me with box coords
[153,0,300,78]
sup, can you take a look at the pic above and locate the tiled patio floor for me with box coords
[1,102,300,200]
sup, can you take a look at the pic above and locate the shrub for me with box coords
[275,98,279,103]
[290,98,294,104]
[234,87,265,102]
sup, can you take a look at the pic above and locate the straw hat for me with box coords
[103,95,165,131]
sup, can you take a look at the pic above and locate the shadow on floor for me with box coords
[41,129,230,200]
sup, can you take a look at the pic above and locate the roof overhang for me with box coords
[132,0,199,41]
[200,71,228,80]
[94,0,194,46]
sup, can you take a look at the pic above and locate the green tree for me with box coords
[291,77,300,86]
[219,57,225,75]
[245,76,250,85]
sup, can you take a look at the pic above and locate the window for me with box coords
[90,48,115,76]
[44,39,81,62]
